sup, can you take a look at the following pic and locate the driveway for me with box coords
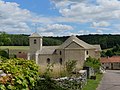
[96,70,120,90]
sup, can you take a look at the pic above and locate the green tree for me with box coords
[0,32,11,46]
[0,50,9,58]
[84,57,101,73]
[101,51,106,57]
[65,60,77,76]
[105,50,113,57]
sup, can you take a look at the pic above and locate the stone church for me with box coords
[28,32,101,68]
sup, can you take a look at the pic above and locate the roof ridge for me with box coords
[29,32,42,37]
[59,35,94,49]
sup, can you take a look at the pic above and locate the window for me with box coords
[47,58,50,64]
[59,58,62,65]
[55,50,56,52]
[54,50,57,54]
[34,39,37,44]
[86,51,88,55]
[60,51,62,55]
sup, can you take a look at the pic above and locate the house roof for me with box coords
[36,35,101,55]
[93,45,101,51]
[17,52,27,59]
[29,32,42,38]
[58,35,99,49]
[37,46,59,54]
[100,56,120,63]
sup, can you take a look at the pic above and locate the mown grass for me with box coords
[0,46,29,50]
[83,73,103,90]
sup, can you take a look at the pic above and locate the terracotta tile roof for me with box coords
[100,56,120,63]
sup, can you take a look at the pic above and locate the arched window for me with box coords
[60,51,62,55]
[54,50,57,54]
[59,58,62,65]
[34,39,37,44]
[47,58,50,64]
[86,51,88,55]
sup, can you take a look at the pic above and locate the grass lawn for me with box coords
[0,46,29,50]
[83,73,103,90]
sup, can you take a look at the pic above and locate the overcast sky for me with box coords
[1,0,120,36]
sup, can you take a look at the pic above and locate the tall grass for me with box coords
[39,64,67,78]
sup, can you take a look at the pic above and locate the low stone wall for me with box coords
[0,69,87,90]
[54,70,87,90]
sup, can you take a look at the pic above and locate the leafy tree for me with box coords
[43,38,62,46]
[1,32,120,49]
[102,44,120,57]
[84,57,101,73]
[105,50,113,57]
[0,50,9,58]
[101,51,106,57]
[0,32,11,46]
[112,46,118,53]
[65,60,77,76]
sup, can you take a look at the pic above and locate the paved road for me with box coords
[96,70,120,90]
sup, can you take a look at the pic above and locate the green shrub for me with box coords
[34,64,65,90]
[33,76,66,90]
[66,60,77,76]
[0,50,9,58]
[84,57,101,73]
[0,58,39,90]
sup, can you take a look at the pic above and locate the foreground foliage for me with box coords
[34,76,83,90]
[0,58,39,90]
[33,76,66,90]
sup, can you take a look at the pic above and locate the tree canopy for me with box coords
[1,32,120,49]
[84,57,101,73]
[101,44,120,57]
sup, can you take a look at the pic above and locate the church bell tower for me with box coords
[28,32,42,60]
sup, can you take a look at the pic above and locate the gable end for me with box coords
[65,41,84,49]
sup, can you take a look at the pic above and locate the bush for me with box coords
[84,57,101,73]
[0,50,9,58]
[33,76,66,90]
[34,64,65,90]
[0,58,39,90]
[66,60,77,76]
[33,61,81,90]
